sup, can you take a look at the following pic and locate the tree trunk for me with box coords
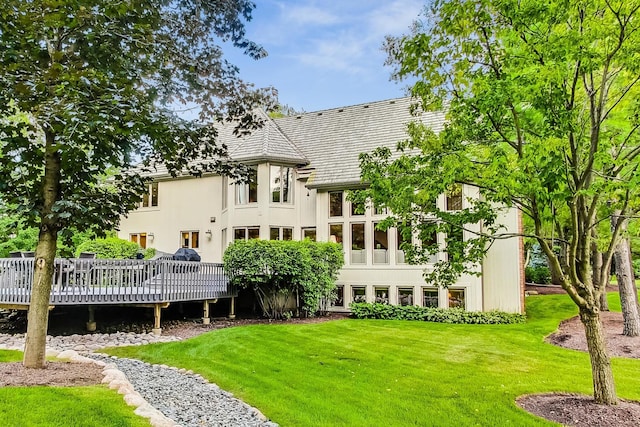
[23,228,58,368]
[592,250,609,311]
[612,213,640,336]
[23,130,61,368]
[580,307,617,404]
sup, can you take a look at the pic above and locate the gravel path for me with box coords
[0,332,279,427]
[90,354,278,427]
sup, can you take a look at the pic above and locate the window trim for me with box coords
[448,288,466,309]
[141,182,159,208]
[270,165,294,204]
[302,227,317,241]
[422,287,439,308]
[235,167,258,205]
[350,222,366,264]
[329,191,344,217]
[180,230,200,249]
[270,226,293,240]
[233,226,260,240]
[130,233,147,249]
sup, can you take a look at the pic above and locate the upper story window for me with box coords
[373,223,389,264]
[329,191,343,217]
[236,168,258,205]
[141,182,158,208]
[270,166,293,203]
[181,231,199,249]
[351,199,365,216]
[222,176,228,210]
[446,184,463,211]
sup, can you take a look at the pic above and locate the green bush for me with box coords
[349,302,526,324]
[525,266,551,284]
[223,239,344,318]
[75,237,140,259]
[143,247,156,259]
[632,259,640,278]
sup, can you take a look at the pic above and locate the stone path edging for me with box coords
[53,349,179,427]
[1,333,275,426]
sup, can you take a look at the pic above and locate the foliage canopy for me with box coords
[360,0,640,404]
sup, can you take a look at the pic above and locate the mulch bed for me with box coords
[0,361,104,387]
[518,393,640,427]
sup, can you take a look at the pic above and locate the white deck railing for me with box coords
[0,258,234,306]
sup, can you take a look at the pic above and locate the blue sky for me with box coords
[225,0,425,113]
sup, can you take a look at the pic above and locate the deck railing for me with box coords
[0,258,234,306]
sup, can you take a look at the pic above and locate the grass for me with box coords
[0,350,150,427]
[103,293,640,427]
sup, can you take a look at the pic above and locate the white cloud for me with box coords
[294,34,368,75]
[282,5,341,27]
[365,0,424,37]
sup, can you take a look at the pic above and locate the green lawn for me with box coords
[0,350,149,427]
[103,294,640,426]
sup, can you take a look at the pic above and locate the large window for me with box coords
[421,228,439,263]
[446,184,463,211]
[375,287,389,304]
[270,227,293,240]
[332,285,344,307]
[446,227,464,263]
[130,233,147,249]
[222,176,228,210]
[352,286,366,303]
[373,223,389,264]
[329,223,343,245]
[448,289,466,309]
[270,166,293,203]
[396,226,411,264]
[141,182,158,208]
[329,191,343,217]
[423,288,439,308]
[234,227,260,240]
[302,227,317,241]
[398,287,415,306]
[236,168,258,205]
[181,231,199,249]
[351,223,366,264]
[351,199,365,216]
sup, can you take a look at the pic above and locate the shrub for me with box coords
[525,266,551,284]
[75,237,140,259]
[143,247,156,259]
[633,259,640,278]
[349,302,526,324]
[223,239,344,319]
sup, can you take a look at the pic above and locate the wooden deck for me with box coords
[0,258,235,306]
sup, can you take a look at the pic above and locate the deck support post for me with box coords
[152,303,162,335]
[229,296,236,320]
[86,306,96,332]
[202,299,218,325]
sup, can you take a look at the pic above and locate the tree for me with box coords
[361,0,640,404]
[0,1,273,368]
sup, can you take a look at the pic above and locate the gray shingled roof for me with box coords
[274,97,446,189]
[225,109,308,165]
[135,97,446,185]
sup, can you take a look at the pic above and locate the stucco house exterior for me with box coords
[118,97,524,314]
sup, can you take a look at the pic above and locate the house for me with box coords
[118,97,524,314]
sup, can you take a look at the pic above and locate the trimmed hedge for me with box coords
[349,302,526,324]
